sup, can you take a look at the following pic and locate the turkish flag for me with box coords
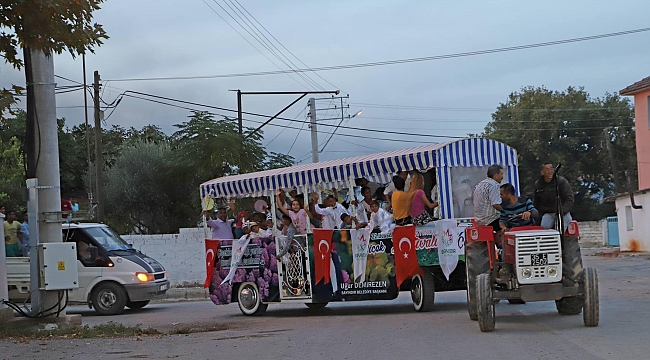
[204,239,220,288]
[392,225,423,287]
[313,229,333,285]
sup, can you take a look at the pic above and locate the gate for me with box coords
[606,216,619,246]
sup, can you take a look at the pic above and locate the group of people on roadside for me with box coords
[472,162,574,237]
[1,206,29,257]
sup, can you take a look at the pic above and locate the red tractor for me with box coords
[464,165,599,332]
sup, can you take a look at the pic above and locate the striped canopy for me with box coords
[200,138,518,200]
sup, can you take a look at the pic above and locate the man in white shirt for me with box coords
[313,195,350,230]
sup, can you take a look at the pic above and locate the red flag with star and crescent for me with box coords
[204,239,220,288]
[313,229,333,285]
[392,225,423,287]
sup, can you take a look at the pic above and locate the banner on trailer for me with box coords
[436,219,462,280]
[208,237,280,305]
[221,237,252,285]
[350,228,371,283]
[313,229,334,285]
[392,226,424,287]
[204,239,220,288]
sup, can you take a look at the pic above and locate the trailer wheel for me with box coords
[411,271,435,312]
[306,303,328,310]
[126,300,150,310]
[477,273,495,332]
[466,241,490,320]
[556,235,584,315]
[92,282,127,316]
[583,267,599,327]
[237,282,268,316]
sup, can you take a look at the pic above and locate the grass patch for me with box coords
[0,321,160,340]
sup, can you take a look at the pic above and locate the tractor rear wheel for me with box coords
[583,267,599,327]
[556,235,584,315]
[465,241,490,321]
[477,273,495,332]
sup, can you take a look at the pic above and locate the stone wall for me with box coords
[122,228,208,287]
[577,220,606,247]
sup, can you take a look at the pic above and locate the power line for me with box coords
[349,102,631,112]
[219,0,324,90]
[357,115,633,123]
[202,0,317,90]
[104,27,650,82]
[119,92,458,143]
[230,0,341,92]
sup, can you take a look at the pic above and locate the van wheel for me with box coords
[238,282,267,316]
[92,282,127,315]
[126,300,150,310]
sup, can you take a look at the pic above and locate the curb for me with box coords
[154,287,210,302]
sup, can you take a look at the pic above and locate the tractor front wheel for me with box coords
[477,273,495,332]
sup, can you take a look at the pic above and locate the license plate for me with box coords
[531,253,548,266]
[160,284,168,291]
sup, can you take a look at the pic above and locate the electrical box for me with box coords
[38,243,79,290]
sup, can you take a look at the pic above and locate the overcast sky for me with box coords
[2,0,649,163]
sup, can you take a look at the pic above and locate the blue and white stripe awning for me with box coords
[200,138,518,199]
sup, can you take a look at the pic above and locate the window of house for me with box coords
[625,205,633,231]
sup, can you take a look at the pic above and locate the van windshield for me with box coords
[84,226,131,251]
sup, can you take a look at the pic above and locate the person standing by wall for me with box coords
[391,176,413,226]
[409,173,438,226]
[20,211,29,257]
[4,210,22,257]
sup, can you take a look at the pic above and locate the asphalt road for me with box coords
[2,254,650,360]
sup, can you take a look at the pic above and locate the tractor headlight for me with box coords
[521,267,532,279]
[547,266,558,277]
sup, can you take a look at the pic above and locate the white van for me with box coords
[6,223,170,315]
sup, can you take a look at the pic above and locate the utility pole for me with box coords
[309,98,319,163]
[83,54,93,206]
[0,212,7,316]
[29,49,64,315]
[603,127,620,194]
[94,71,105,222]
[237,89,243,135]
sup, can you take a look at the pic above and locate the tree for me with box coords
[104,141,195,234]
[482,86,636,220]
[0,136,24,212]
[0,0,108,120]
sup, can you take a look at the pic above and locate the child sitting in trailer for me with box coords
[276,190,312,234]
[340,213,353,229]
[276,215,297,260]
[369,200,395,234]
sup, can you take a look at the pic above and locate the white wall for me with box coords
[615,192,650,252]
[122,227,208,287]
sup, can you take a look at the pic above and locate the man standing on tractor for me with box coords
[499,183,539,231]
[473,164,504,232]
[534,163,574,232]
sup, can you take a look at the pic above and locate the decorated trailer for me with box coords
[199,138,520,315]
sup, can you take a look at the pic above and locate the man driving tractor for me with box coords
[499,183,539,231]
